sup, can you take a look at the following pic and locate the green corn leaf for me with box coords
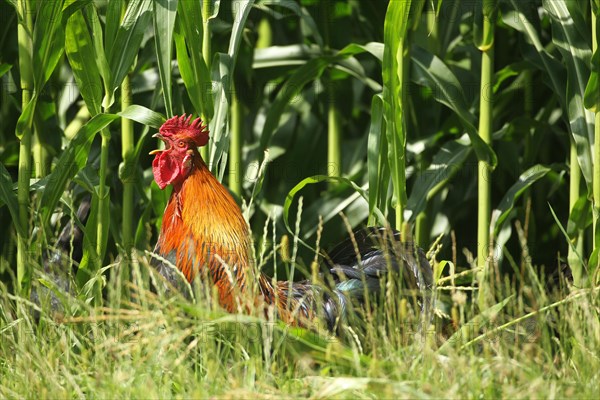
[367,94,388,226]
[543,0,595,186]
[153,0,178,118]
[38,113,120,229]
[584,47,599,112]
[406,138,472,222]
[15,93,38,140]
[259,57,332,150]
[253,44,322,68]
[118,104,166,128]
[176,0,213,121]
[107,0,153,97]
[209,0,255,177]
[61,0,92,23]
[491,165,551,237]
[0,63,12,77]
[503,0,567,108]
[16,1,65,139]
[85,5,112,108]
[206,0,221,20]
[65,8,103,116]
[382,0,410,224]
[411,46,497,168]
[32,0,65,88]
[78,189,108,278]
[0,162,25,237]
[566,194,592,239]
[104,0,124,57]
[338,42,384,61]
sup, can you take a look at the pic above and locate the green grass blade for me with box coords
[153,0,177,118]
[438,294,515,354]
[283,175,380,248]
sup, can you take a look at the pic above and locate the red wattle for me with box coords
[152,152,180,189]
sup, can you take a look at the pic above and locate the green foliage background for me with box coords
[0,0,598,397]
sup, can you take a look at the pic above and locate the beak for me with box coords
[149,133,166,155]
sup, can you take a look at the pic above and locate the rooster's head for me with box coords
[150,114,209,189]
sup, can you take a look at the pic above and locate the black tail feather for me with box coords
[320,227,434,332]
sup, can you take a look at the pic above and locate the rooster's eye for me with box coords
[177,141,186,148]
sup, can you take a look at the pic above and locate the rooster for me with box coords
[149,115,433,331]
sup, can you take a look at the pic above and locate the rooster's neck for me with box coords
[156,158,254,310]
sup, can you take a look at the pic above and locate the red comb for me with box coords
[159,114,209,147]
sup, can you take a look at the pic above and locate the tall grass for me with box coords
[0,0,598,397]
